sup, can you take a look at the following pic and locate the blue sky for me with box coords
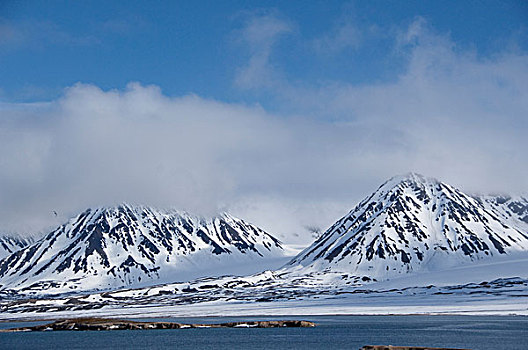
[1,1,526,103]
[0,1,527,241]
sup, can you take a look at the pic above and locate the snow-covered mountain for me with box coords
[287,173,528,280]
[0,236,33,260]
[477,195,528,226]
[0,204,285,294]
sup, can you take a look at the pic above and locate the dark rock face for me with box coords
[478,195,528,225]
[288,173,528,279]
[0,318,316,332]
[0,236,33,260]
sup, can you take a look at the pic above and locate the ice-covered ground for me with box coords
[1,254,526,320]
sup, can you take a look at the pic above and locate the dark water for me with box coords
[1,315,527,350]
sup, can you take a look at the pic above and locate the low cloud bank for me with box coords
[1,18,527,243]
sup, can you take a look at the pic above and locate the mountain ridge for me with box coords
[287,173,528,280]
[1,173,526,296]
[0,204,285,294]
[0,236,33,260]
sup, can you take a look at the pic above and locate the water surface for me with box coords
[1,315,526,349]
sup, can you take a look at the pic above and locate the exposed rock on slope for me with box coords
[0,236,33,260]
[477,195,528,226]
[0,204,284,294]
[287,173,528,280]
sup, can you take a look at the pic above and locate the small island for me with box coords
[0,317,316,332]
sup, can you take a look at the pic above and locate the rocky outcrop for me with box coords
[0,317,316,332]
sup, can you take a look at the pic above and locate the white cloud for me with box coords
[0,18,527,245]
[0,83,347,241]
[234,13,293,90]
[232,16,528,195]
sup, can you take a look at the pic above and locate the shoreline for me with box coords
[1,312,526,324]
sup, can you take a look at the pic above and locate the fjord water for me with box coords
[1,315,527,350]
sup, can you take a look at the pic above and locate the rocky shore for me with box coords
[0,317,316,332]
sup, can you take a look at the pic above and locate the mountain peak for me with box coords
[81,203,232,225]
[0,205,284,294]
[288,174,528,280]
[383,172,440,189]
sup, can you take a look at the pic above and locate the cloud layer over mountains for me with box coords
[0,17,526,243]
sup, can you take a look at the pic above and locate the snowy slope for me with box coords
[0,204,285,294]
[1,174,528,316]
[477,195,528,227]
[2,254,527,319]
[0,236,33,260]
[287,173,528,280]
